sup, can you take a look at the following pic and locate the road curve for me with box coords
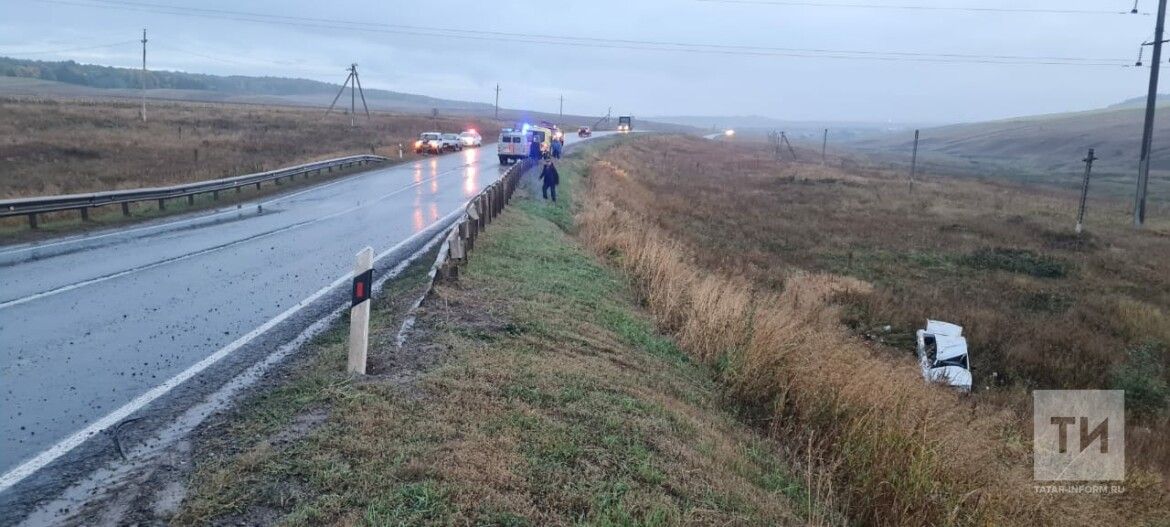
[0,134,598,493]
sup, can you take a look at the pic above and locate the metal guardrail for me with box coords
[0,154,390,228]
[430,158,532,285]
[394,158,535,349]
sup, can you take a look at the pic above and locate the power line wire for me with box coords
[695,0,1148,15]
[31,0,1136,67]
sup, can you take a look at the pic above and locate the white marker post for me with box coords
[347,246,374,374]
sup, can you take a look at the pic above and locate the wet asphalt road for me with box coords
[0,136,595,484]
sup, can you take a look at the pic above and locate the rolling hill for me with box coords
[845,100,1170,199]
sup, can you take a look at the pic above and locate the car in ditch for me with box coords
[915,320,972,392]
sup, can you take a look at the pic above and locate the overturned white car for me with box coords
[915,320,972,392]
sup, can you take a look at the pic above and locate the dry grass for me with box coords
[575,136,1170,525]
[0,95,502,198]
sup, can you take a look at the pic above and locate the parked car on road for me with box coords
[459,130,482,147]
[915,320,972,392]
[442,133,464,151]
[414,132,443,154]
[578,126,591,137]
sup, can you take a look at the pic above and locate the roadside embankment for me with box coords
[575,135,1169,526]
[168,145,810,525]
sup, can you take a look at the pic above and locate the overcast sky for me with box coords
[0,0,1158,124]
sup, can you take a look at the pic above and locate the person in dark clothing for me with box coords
[539,159,560,202]
[551,138,563,159]
[528,137,542,160]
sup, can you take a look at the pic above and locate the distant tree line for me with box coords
[0,56,350,94]
[0,57,484,109]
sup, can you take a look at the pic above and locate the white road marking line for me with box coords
[0,207,464,495]
[0,161,482,309]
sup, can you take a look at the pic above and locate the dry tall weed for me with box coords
[575,143,1169,525]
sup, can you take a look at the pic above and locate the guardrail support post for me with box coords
[459,221,472,254]
[80,207,89,222]
[121,202,130,217]
[347,246,374,375]
[255,182,261,190]
[158,198,166,211]
[28,213,38,229]
[213,190,219,200]
[475,195,484,230]
[187,194,195,206]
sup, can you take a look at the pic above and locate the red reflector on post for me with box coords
[352,269,373,307]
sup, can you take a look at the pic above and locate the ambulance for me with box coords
[497,124,553,165]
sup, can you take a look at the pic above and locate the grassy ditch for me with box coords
[576,136,1170,526]
[174,148,810,525]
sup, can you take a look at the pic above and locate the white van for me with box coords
[497,129,529,165]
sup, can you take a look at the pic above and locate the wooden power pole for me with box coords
[140,28,147,122]
[326,63,370,127]
[1076,148,1098,234]
[1134,0,1168,227]
[821,128,828,165]
[910,129,920,190]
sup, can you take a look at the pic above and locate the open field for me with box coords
[577,135,1170,525]
[0,95,503,199]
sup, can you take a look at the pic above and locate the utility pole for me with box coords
[325,63,370,127]
[559,94,563,120]
[821,128,828,165]
[1076,148,1098,235]
[495,83,500,120]
[1134,0,1168,227]
[780,131,797,160]
[910,129,920,190]
[140,28,147,122]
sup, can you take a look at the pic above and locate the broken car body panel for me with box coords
[916,320,972,392]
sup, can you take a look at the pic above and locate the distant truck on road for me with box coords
[618,116,632,132]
